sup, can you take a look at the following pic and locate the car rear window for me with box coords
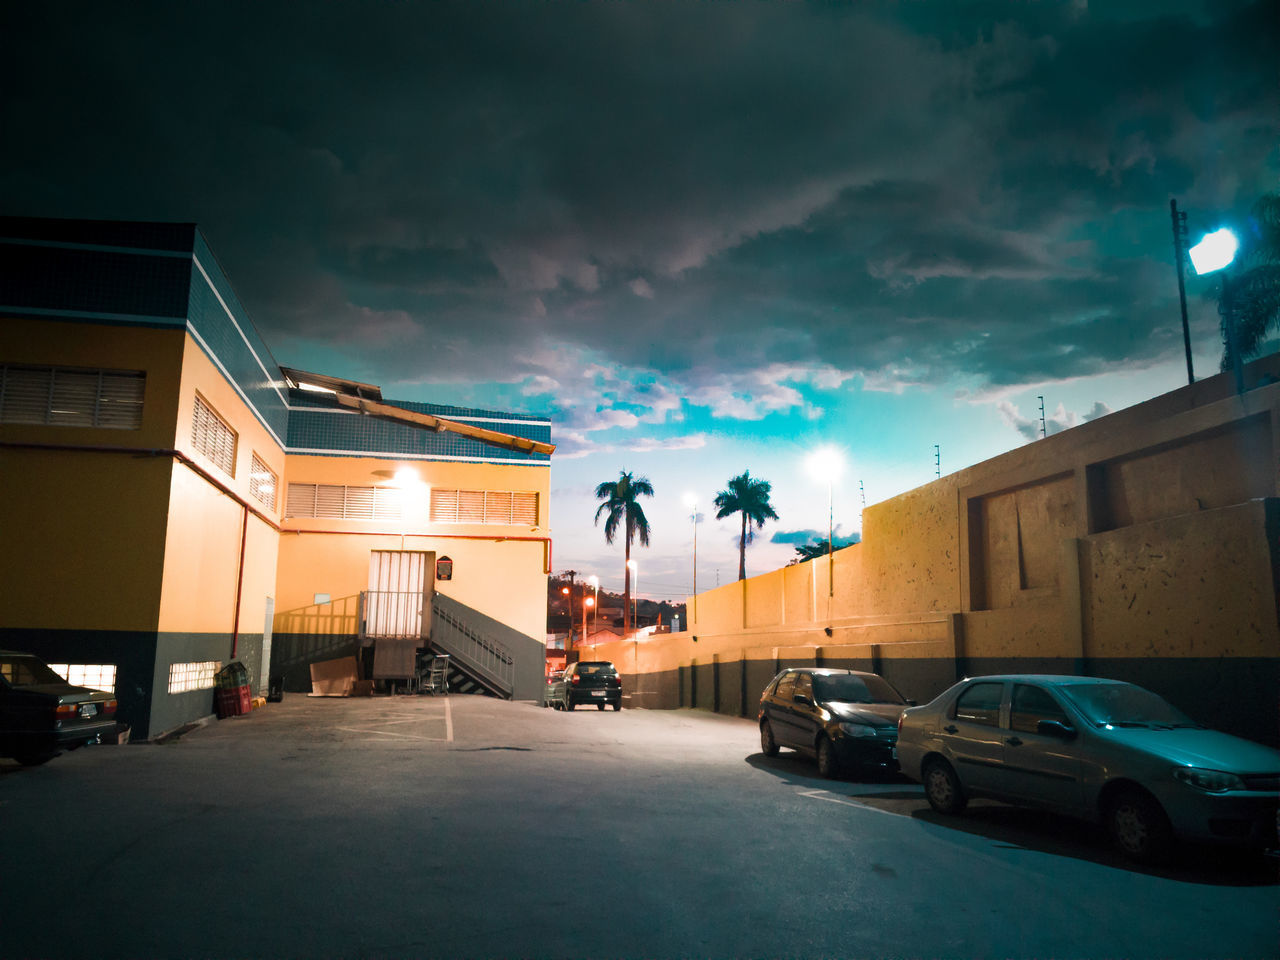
[577,662,617,675]
[0,655,66,687]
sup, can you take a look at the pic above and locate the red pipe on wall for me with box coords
[230,504,249,658]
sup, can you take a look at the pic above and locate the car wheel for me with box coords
[597,703,605,711]
[1108,788,1173,862]
[565,697,575,711]
[816,736,840,779]
[923,758,968,814]
[760,719,779,757]
[16,752,54,767]
[612,701,621,711]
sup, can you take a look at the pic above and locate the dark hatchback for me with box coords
[0,651,118,765]
[548,660,622,711]
[758,667,910,778]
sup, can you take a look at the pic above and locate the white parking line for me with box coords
[798,788,899,817]
[444,695,453,742]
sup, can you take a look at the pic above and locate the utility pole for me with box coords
[1170,199,1195,385]
[561,569,577,651]
[1038,396,1047,439]
[934,444,941,478]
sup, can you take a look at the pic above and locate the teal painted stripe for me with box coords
[0,236,193,258]
[0,305,187,325]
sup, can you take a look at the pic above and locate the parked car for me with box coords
[542,670,564,707]
[548,661,622,711]
[0,650,119,765]
[758,667,910,778]
[895,674,1280,861]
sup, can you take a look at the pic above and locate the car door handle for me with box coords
[1006,736,1023,747]
[944,725,958,734]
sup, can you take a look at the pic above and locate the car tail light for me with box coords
[55,703,78,720]
[104,699,118,716]
[571,674,580,685]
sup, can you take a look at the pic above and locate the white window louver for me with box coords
[285,483,403,521]
[249,454,277,511]
[430,488,538,525]
[0,365,144,429]
[191,395,237,476]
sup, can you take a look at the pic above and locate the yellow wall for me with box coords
[156,335,282,637]
[0,318,187,631]
[580,360,1280,687]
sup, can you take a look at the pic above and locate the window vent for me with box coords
[191,395,236,476]
[0,365,144,429]
[285,482,403,520]
[431,488,538,525]
[249,454,277,511]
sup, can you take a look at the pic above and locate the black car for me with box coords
[0,651,118,765]
[758,667,909,778]
[548,660,622,711]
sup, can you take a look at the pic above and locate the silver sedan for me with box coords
[894,674,1280,861]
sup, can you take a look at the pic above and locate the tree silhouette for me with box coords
[593,470,654,633]
[714,470,779,581]
[1218,192,1280,372]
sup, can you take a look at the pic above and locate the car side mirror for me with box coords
[1037,719,1076,740]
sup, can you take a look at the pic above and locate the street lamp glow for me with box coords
[807,447,844,483]
[1188,228,1239,275]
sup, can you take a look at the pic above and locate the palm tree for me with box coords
[593,470,654,634]
[1218,192,1280,372]
[714,471,779,581]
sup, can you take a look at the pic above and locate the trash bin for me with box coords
[267,675,284,703]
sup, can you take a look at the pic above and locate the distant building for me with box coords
[0,217,554,738]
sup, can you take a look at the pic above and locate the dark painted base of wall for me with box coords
[0,628,264,741]
[625,655,1280,748]
[270,633,363,693]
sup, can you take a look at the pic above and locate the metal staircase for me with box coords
[427,593,515,698]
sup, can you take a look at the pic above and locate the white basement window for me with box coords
[47,663,117,693]
[285,482,403,520]
[249,454,277,511]
[168,661,220,694]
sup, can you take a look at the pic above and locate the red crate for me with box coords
[216,685,252,719]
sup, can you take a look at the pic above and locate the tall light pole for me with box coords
[807,447,843,598]
[1170,199,1196,385]
[582,595,594,646]
[1189,227,1242,394]
[588,575,599,634]
[683,492,698,627]
[626,559,638,637]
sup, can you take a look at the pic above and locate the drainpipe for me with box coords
[230,503,249,658]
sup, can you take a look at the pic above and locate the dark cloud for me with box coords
[1,1,1274,413]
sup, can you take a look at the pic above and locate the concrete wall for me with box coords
[580,358,1280,746]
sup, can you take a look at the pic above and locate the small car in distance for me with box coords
[758,667,910,778]
[549,660,622,711]
[895,674,1280,861]
[0,650,119,765]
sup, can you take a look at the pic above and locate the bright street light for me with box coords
[1188,228,1239,276]
[587,575,599,632]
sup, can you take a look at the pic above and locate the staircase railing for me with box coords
[429,594,514,698]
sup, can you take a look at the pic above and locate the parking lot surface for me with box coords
[2,695,1275,959]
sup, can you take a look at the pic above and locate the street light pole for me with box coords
[1170,199,1195,385]
[683,493,698,627]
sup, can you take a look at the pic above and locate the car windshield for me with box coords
[1058,682,1198,729]
[813,673,904,705]
[0,655,66,687]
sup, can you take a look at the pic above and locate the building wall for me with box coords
[580,360,1280,746]
[271,453,550,690]
[0,317,188,736]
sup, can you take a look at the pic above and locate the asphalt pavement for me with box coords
[1,694,1275,959]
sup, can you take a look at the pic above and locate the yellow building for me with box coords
[1,217,553,739]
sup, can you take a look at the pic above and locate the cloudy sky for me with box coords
[4,1,1277,601]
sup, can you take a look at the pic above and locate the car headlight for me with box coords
[839,722,877,738]
[1172,767,1246,793]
